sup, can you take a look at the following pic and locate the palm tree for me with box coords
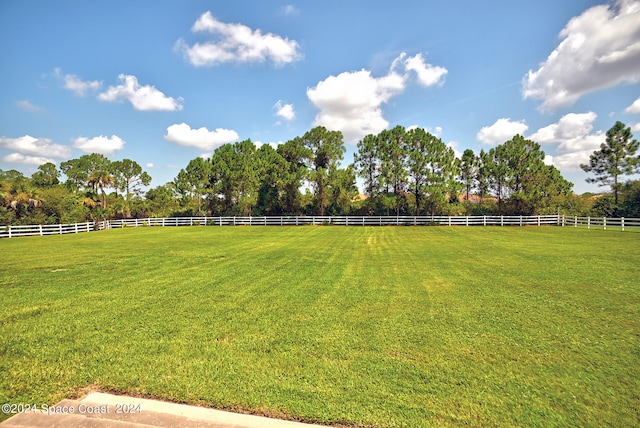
[88,170,114,209]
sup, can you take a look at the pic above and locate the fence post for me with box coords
[575,216,577,228]
[621,217,625,231]
[40,224,43,236]
[587,217,590,229]
[483,215,486,227]
[562,215,566,227]
[603,217,606,230]
[59,224,63,234]
[75,223,78,233]
[448,216,451,226]
[537,215,541,226]
[233,217,236,226]
[8,226,12,238]
[466,216,469,227]
[501,215,504,226]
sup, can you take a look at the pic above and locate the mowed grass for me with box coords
[1,226,638,427]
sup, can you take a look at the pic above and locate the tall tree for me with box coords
[111,159,152,201]
[301,126,345,216]
[87,169,114,209]
[31,162,60,187]
[354,133,381,198]
[174,157,212,215]
[475,150,492,207]
[210,140,260,215]
[255,144,288,215]
[460,149,477,201]
[277,137,312,215]
[61,153,110,194]
[581,121,639,205]
[378,126,408,216]
[327,165,358,215]
[405,128,431,216]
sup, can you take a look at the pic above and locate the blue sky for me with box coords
[1,0,640,194]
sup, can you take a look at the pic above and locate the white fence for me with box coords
[0,221,109,239]
[1,215,639,238]
[109,215,563,228]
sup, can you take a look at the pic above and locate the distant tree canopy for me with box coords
[2,122,638,226]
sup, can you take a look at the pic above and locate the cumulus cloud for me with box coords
[98,75,183,111]
[307,52,447,143]
[54,68,102,96]
[177,11,302,66]
[403,53,448,87]
[3,153,56,165]
[146,163,154,168]
[529,112,598,145]
[73,135,126,155]
[476,118,529,145]
[274,100,295,121]
[0,135,71,160]
[523,0,640,111]
[625,96,640,113]
[165,123,239,151]
[528,112,605,171]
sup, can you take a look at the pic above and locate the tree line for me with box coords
[1,123,638,225]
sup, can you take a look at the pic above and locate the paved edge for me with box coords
[81,393,328,428]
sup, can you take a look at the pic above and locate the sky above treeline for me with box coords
[1,0,640,194]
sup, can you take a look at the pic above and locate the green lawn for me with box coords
[1,226,639,427]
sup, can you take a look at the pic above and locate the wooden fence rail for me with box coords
[2,215,639,238]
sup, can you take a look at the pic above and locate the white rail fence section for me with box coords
[1,215,639,238]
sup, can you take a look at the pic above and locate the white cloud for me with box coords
[307,52,447,143]
[98,75,183,111]
[274,100,295,121]
[3,153,57,165]
[625,96,640,113]
[0,135,71,159]
[165,123,239,151]
[73,135,126,155]
[631,122,640,132]
[476,118,529,145]
[548,150,596,172]
[529,112,598,144]
[16,100,42,112]
[523,0,640,111]
[146,163,154,168]
[307,69,400,143]
[403,53,448,87]
[177,11,302,66]
[54,68,102,96]
[528,112,605,171]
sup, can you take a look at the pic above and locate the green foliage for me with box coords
[301,126,346,216]
[31,162,60,187]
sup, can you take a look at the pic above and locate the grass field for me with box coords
[1,226,639,427]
